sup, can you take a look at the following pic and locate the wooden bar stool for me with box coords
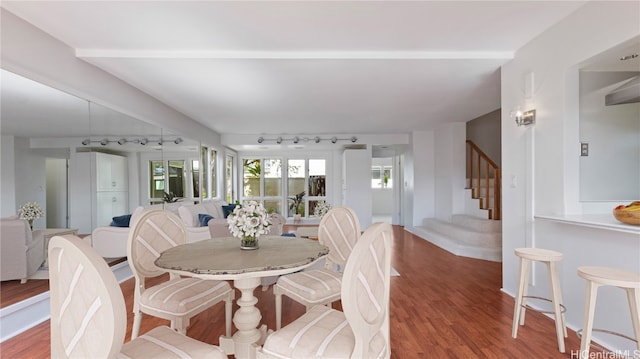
[577,266,640,359]
[512,248,568,353]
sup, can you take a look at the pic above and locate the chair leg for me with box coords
[225,294,233,337]
[512,258,528,338]
[275,291,283,330]
[580,281,598,359]
[131,311,142,339]
[548,261,566,353]
[173,318,188,335]
[626,288,640,352]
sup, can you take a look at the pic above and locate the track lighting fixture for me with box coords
[80,136,184,146]
[252,135,358,145]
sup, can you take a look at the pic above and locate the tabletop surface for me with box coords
[155,236,329,276]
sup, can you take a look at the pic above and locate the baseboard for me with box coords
[0,260,132,343]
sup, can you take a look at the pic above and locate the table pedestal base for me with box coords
[219,277,270,359]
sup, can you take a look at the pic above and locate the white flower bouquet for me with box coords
[18,202,44,228]
[227,201,271,245]
[313,201,332,219]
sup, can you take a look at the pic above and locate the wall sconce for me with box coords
[514,109,536,127]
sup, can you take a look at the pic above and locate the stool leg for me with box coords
[548,261,566,353]
[626,287,640,352]
[580,281,598,359]
[520,259,531,326]
[512,258,530,338]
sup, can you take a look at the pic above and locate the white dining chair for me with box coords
[273,206,361,330]
[258,222,392,359]
[128,210,234,339]
[49,234,227,358]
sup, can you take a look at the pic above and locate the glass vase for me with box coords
[240,236,259,250]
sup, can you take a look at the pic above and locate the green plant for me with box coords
[288,191,305,215]
[163,191,180,203]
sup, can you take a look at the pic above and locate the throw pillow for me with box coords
[198,213,214,227]
[110,214,132,227]
[222,204,237,218]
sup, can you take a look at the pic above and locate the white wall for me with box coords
[1,136,16,217]
[45,158,68,228]
[14,137,47,229]
[502,1,640,353]
[410,131,435,227]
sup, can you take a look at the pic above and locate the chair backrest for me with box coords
[49,234,126,358]
[267,213,286,236]
[318,206,361,269]
[128,210,187,279]
[341,222,392,359]
[208,218,232,238]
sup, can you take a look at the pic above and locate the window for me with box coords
[240,156,327,218]
[209,149,217,198]
[225,154,235,204]
[201,146,209,198]
[371,165,392,188]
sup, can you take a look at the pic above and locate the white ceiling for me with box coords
[1,1,587,138]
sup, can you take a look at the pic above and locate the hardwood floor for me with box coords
[0,226,584,358]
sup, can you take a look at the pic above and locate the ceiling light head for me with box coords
[81,139,90,146]
[276,137,283,144]
[100,138,109,146]
[174,137,183,144]
[117,138,127,145]
[139,138,148,145]
[257,137,264,144]
[620,53,639,61]
[351,136,358,143]
[314,136,320,143]
[293,136,299,144]
[331,137,338,144]
[157,139,164,146]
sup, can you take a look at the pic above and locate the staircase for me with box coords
[414,215,501,262]
[413,140,502,262]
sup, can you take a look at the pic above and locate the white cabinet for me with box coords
[71,152,129,232]
[96,152,128,191]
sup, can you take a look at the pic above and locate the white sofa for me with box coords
[0,217,46,282]
[86,201,228,258]
[85,203,181,258]
[177,200,229,242]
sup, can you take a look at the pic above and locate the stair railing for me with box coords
[466,140,501,220]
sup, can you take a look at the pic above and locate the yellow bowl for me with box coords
[613,207,640,225]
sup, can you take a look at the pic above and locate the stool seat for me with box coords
[578,266,640,359]
[515,247,563,262]
[578,266,640,289]
[512,247,567,353]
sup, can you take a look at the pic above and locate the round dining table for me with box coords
[155,235,329,359]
